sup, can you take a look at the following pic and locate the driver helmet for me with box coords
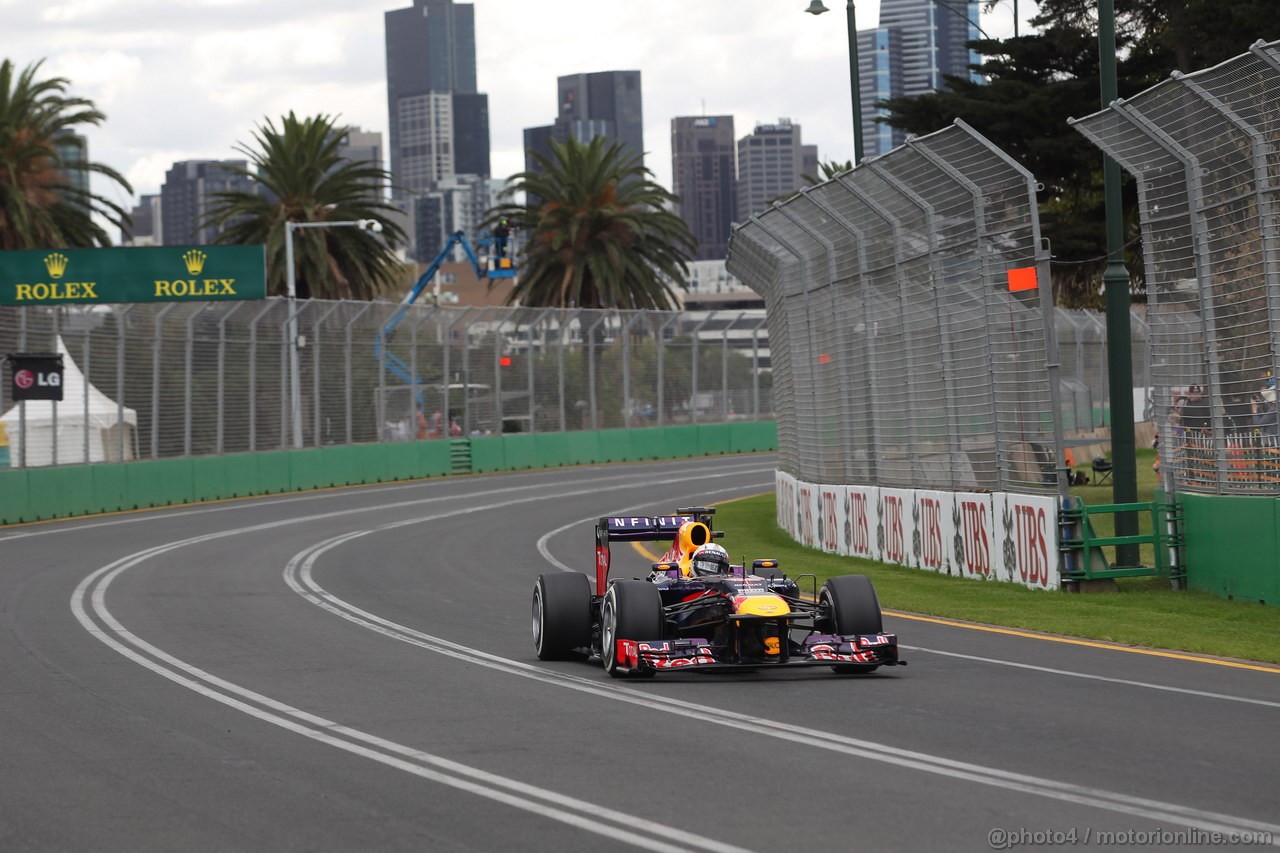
[689,543,731,577]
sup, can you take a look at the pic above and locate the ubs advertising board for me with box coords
[0,245,266,306]
[775,470,1061,590]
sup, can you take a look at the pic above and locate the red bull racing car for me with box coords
[532,506,904,678]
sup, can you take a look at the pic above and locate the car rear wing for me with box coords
[594,508,721,595]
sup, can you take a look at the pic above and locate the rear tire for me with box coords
[819,574,884,674]
[600,580,664,678]
[533,572,592,661]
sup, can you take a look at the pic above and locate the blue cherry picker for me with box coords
[374,229,516,436]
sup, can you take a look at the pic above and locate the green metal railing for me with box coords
[1058,497,1184,582]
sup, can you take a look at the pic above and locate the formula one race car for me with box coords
[532,507,904,678]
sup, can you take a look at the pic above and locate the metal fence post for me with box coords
[247,301,274,453]
[151,303,176,459]
[216,302,245,454]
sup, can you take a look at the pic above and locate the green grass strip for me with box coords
[711,450,1280,665]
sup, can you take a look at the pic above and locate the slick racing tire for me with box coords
[533,572,593,661]
[819,574,884,674]
[600,580,664,678]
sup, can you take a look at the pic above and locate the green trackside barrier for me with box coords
[532,432,574,468]
[628,426,666,460]
[417,440,454,479]
[1179,492,1280,605]
[0,468,29,522]
[28,464,93,519]
[662,425,699,459]
[0,421,778,525]
[126,458,196,508]
[468,435,506,473]
[596,429,633,463]
[696,423,733,457]
[568,431,601,465]
[501,433,538,470]
[256,452,293,495]
[90,462,130,513]
[732,420,778,453]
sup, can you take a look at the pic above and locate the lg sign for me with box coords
[7,353,64,402]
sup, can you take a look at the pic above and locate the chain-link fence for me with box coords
[1071,38,1280,496]
[1056,306,1152,430]
[0,301,772,468]
[726,120,1062,495]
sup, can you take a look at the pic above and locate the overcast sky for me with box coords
[4,0,1038,216]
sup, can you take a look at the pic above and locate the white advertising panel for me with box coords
[796,481,819,550]
[911,490,950,574]
[993,492,1061,590]
[817,484,843,554]
[772,471,1061,589]
[843,485,878,560]
[877,488,914,568]
[775,470,797,537]
[946,492,997,582]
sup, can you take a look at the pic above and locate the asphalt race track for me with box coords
[2,455,1278,851]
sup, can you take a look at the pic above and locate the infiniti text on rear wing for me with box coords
[594,515,694,595]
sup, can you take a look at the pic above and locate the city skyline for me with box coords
[6,1,1036,221]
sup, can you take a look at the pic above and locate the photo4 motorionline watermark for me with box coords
[989,827,1274,849]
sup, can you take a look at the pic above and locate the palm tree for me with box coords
[488,136,694,310]
[0,59,132,249]
[802,159,854,186]
[204,112,406,300]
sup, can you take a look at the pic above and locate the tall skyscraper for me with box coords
[879,0,982,94]
[122,194,162,246]
[53,131,90,213]
[852,0,981,157]
[523,70,643,175]
[735,119,817,220]
[860,27,908,156]
[335,126,386,204]
[385,0,490,212]
[159,160,255,246]
[671,116,736,261]
[412,173,496,262]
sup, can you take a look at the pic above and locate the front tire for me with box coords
[819,574,884,674]
[533,572,592,661]
[600,580,664,678]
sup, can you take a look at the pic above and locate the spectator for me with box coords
[1181,386,1211,432]
[493,218,512,259]
[1253,387,1278,438]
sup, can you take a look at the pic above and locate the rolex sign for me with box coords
[8,353,64,401]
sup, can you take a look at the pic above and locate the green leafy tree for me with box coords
[488,136,695,310]
[204,112,406,300]
[0,59,131,250]
[879,0,1277,306]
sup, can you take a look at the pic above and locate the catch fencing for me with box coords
[726,119,1062,496]
[0,302,771,468]
[1070,38,1280,496]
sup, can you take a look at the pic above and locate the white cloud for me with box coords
[2,0,1038,213]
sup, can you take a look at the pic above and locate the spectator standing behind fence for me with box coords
[1253,384,1278,438]
[1181,386,1211,432]
[1226,393,1253,434]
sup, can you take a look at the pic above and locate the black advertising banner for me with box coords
[8,352,64,401]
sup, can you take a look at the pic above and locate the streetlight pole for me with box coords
[1097,0,1139,566]
[283,218,383,449]
[806,0,864,165]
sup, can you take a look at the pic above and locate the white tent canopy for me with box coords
[2,337,137,467]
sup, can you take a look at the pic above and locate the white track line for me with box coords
[70,472,771,853]
[901,645,1280,709]
[69,471,1280,845]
